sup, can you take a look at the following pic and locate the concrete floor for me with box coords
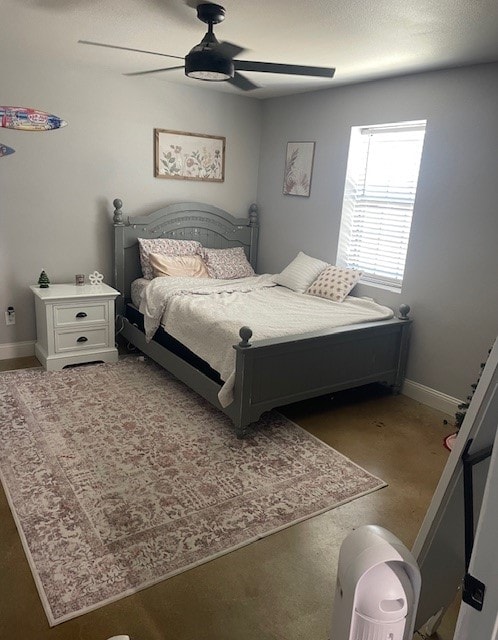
[0,356,459,640]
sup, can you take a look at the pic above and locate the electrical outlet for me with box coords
[5,307,15,325]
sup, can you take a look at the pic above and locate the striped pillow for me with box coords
[274,252,328,293]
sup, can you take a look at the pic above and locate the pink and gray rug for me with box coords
[0,357,386,626]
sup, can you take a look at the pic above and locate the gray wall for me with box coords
[0,59,262,347]
[2,56,497,401]
[257,63,498,400]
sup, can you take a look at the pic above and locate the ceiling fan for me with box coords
[79,2,335,92]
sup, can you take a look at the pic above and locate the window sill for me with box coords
[359,279,402,294]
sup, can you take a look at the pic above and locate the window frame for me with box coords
[336,120,427,292]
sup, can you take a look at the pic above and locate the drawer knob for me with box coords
[77,336,88,343]
[75,312,87,318]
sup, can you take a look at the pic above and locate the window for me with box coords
[336,120,426,290]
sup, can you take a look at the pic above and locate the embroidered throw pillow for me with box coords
[138,238,202,279]
[273,252,328,293]
[201,247,255,279]
[149,253,209,278]
[306,265,362,302]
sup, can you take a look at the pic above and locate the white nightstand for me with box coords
[30,283,119,371]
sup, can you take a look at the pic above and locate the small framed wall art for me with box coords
[283,141,315,197]
[154,128,225,182]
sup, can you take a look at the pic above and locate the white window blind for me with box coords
[336,120,426,290]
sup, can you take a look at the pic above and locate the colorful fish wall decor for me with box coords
[0,106,67,131]
[0,143,15,157]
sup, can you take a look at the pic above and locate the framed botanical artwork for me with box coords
[154,128,225,182]
[283,141,315,197]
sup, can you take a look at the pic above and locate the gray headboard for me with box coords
[113,199,259,316]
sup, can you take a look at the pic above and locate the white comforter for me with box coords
[138,275,394,407]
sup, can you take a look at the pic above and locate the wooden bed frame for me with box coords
[113,199,412,437]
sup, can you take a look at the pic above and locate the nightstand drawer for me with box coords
[55,327,109,353]
[54,303,107,327]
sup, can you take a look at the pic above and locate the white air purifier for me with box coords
[331,525,421,640]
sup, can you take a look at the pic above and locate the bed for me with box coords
[113,199,412,437]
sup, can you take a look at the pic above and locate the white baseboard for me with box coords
[402,379,461,417]
[0,340,36,360]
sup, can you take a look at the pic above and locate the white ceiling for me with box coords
[4,0,498,99]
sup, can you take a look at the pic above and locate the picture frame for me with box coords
[283,141,315,197]
[154,128,225,182]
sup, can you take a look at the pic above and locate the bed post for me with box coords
[230,326,256,438]
[398,303,411,321]
[113,198,126,318]
[393,304,412,394]
[248,203,259,270]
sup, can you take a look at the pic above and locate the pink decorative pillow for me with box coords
[149,253,209,278]
[201,247,255,279]
[138,238,202,279]
[306,265,362,302]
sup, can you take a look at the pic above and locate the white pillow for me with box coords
[274,252,328,293]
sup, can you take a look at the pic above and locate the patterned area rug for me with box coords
[0,358,386,626]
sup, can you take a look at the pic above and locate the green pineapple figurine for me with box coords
[38,270,50,288]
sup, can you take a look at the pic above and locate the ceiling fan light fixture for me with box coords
[185,50,234,81]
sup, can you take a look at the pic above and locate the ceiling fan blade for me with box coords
[234,60,335,78]
[214,41,246,59]
[78,40,184,61]
[124,66,185,77]
[227,71,259,92]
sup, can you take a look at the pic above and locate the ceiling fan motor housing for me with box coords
[186,6,233,81]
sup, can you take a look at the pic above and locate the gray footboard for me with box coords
[231,318,411,435]
[121,314,411,438]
